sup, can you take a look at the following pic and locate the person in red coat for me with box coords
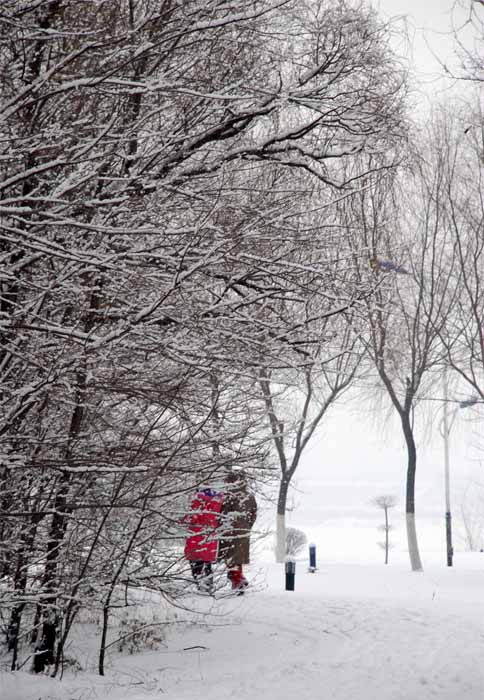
[183,487,224,592]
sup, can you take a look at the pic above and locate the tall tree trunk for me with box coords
[275,477,290,563]
[8,515,40,669]
[34,472,71,673]
[53,476,126,677]
[98,514,146,676]
[402,414,423,572]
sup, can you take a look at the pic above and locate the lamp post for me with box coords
[442,367,453,567]
[441,368,481,567]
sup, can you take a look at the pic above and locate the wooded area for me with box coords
[0,0,482,677]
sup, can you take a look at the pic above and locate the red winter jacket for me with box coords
[183,489,224,563]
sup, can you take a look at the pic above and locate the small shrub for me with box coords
[285,527,307,557]
[116,617,164,655]
[62,654,83,672]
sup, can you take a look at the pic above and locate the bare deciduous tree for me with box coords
[458,481,484,552]
[451,0,484,82]
[261,320,365,562]
[0,0,408,674]
[434,101,484,408]
[341,142,462,572]
[372,494,397,564]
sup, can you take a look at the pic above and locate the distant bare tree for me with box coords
[372,495,397,564]
[458,482,484,552]
[285,527,308,557]
[341,153,456,572]
[260,320,364,562]
[434,100,484,407]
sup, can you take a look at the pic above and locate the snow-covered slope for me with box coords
[2,552,484,700]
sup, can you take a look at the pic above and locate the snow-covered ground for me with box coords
[2,550,484,700]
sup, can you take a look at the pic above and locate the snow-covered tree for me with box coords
[0,0,408,672]
[340,145,464,572]
[432,101,484,406]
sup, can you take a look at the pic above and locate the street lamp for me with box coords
[441,368,482,567]
[441,367,454,567]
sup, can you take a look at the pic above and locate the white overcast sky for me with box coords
[264,0,484,561]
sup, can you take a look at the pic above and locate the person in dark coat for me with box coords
[183,487,224,592]
[219,471,257,593]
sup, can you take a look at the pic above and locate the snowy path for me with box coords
[2,556,484,700]
[152,562,484,700]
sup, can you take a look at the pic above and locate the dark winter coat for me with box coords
[219,480,257,566]
[183,489,224,563]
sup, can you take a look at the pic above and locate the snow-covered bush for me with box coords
[116,617,165,655]
[285,528,308,557]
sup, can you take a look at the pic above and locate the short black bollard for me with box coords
[308,543,317,572]
[285,559,296,591]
